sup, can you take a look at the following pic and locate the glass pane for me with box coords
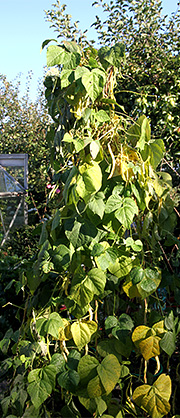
[0,167,24,193]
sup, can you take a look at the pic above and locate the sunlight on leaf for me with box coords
[133,374,171,418]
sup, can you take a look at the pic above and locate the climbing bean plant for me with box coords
[0,35,180,418]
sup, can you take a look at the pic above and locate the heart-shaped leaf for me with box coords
[71,320,97,350]
[87,375,105,398]
[123,268,161,299]
[105,194,122,214]
[82,69,105,102]
[43,312,64,339]
[78,355,99,386]
[141,138,165,169]
[50,353,66,373]
[70,268,106,308]
[132,325,161,360]
[115,197,138,229]
[47,45,80,69]
[57,369,80,392]
[108,255,134,279]
[76,161,102,202]
[97,338,122,362]
[95,110,110,122]
[88,192,105,219]
[160,331,176,357]
[97,354,121,395]
[133,374,171,418]
[27,365,56,409]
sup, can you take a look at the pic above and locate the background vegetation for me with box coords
[0,73,50,223]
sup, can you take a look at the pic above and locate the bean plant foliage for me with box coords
[92,0,180,170]
[0,2,180,418]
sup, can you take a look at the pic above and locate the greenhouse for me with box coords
[0,154,28,246]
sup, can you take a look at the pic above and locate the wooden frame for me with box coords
[0,154,28,246]
[0,154,28,189]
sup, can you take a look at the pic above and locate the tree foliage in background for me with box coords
[0,73,51,222]
[0,1,180,418]
[0,75,52,339]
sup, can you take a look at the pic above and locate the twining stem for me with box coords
[46,335,51,361]
[2,301,25,310]
[158,241,174,273]
[108,143,116,179]
[138,358,144,381]
[143,299,148,383]
[113,293,116,316]
[154,355,160,375]
[155,291,164,317]
[94,300,98,350]
[60,340,69,361]
[144,360,147,383]
[94,300,98,323]
[126,378,137,414]
[89,306,93,321]
[144,298,148,324]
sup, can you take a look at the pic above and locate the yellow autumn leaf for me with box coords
[139,335,161,361]
[71,320,98,350]
[123,279,141,299]
[132,325,161,360]
[133,374,171,418]
[59,318,72,341]
[152,320,166,337]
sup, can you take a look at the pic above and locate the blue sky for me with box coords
[0,0,179,101]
